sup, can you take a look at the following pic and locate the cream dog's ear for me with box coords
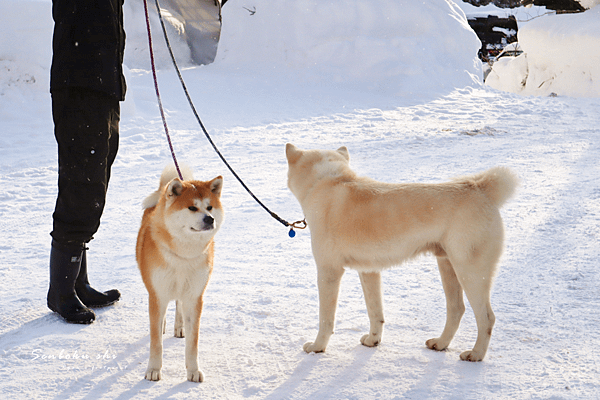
[286,143,302,164]
[337,146,349,161]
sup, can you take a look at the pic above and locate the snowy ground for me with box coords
[1,0,600,399]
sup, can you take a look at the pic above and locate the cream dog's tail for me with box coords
[470,167,519,207]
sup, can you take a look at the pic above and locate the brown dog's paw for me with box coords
[187,369,204,382]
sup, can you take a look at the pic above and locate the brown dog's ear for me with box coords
[286,143,302,164]
[337,146,349,161]
[167,178,184,197]
[210,176,223,196]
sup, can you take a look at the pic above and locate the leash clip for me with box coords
[288,219,307,238]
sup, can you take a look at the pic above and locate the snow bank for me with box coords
[0,0,52,99]
[486,7,600,97]
[214,0,482,96]
[1,0,483,100]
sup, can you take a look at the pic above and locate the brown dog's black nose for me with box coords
[203,215,214,226]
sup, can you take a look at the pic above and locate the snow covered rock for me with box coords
[486,6,600,97]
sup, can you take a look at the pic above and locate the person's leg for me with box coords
[74,94,121,307]
[51,88,119,245]
[48,88,120,322]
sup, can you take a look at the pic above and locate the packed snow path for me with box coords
[1,69,599,398]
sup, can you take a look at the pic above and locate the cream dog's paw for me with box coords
[460,350,484,362]
[425,337,449,352]
[303,341,326,353]
[174,326,184,338]
[360,333,381,347]
[145,367,161,381]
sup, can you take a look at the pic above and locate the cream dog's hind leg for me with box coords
[303,265,345,353]
[174,300,184,338]
[426,256,465,352]
[359,271,385,347]
[458,274,495,361]
[428,252,496,362]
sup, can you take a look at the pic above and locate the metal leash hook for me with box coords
[288,219,307,238]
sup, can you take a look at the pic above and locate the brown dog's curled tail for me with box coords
[141,164,195,210]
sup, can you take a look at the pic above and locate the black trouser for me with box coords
[51,88,120,245]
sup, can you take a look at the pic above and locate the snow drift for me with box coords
[214,0,482,96]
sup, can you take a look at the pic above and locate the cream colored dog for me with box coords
[285,143,517,361]
[136,166,224,381]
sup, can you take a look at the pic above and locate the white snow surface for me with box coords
[485,5,600,97]
[214,0,482,97]
[1,0,600,399]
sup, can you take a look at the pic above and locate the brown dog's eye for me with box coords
[207,206,213,211]
[188,206,198,212]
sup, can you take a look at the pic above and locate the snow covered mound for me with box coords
[486,6,600,97]
[215,0,483,96]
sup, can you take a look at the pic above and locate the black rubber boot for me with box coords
[75,248,121,308]
[47,241,95,324]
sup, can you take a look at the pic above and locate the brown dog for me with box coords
[136,165,224,381]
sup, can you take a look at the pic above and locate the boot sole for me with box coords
[84,299,119,308]
[48,303,95,324]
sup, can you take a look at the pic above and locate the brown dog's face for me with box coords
[163,176,224,237]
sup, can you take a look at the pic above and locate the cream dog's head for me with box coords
[285,143,352,201]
